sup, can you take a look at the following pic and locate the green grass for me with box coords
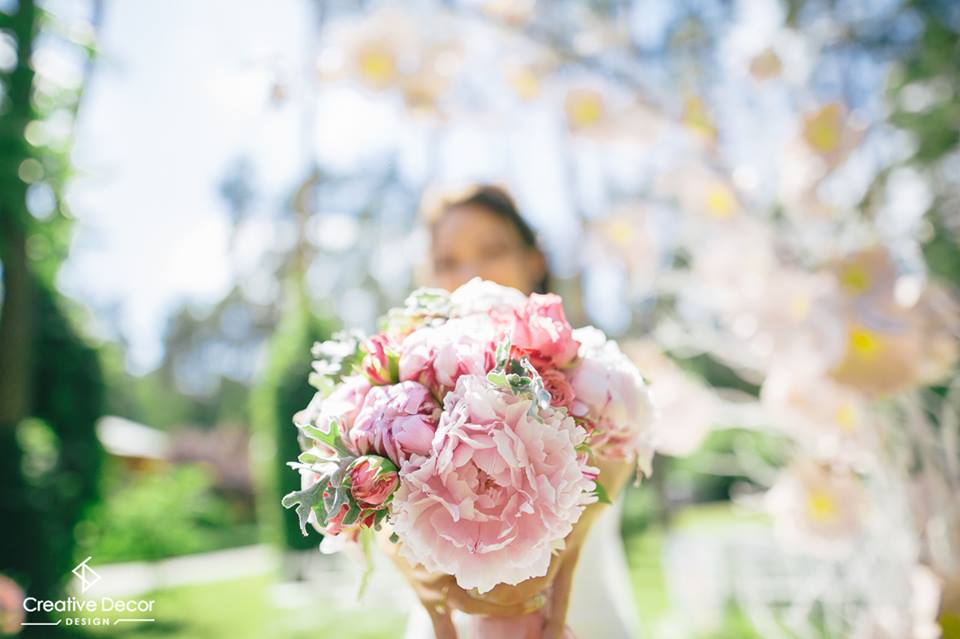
[623,495,767,638]
[77,574,405,639]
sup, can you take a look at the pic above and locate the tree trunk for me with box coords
[0,0,36,430]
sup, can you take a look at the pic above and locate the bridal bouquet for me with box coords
[283,279,655,594]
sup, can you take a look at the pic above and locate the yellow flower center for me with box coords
[806,490,838,522]
[357,48,395,87]
[705,184,736,218]
[682,96,716,140]
[835,403,858,432]
[507,68,540,101]
[840,264,871,294]
[566,90,604,129]
[804,103,843,154]
[849,328,881,357]
[606,219,635,247]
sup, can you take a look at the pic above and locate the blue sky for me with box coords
[63,0,312,370]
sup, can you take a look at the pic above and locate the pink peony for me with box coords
[350,381,440,466]
[294,376,370,446]
[399,318,497,393]
[567,327,655,471]
[347,455,399,509]
[391,374,596,594]
[512,293,580,368]
[540,367,576,411]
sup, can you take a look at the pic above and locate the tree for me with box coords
[0,1,104,629]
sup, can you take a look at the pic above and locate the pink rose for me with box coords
[391,375,596,594]
[399,319,497,393]
[295,375,370,442]
[540,367,575,410]
[347,455,399,509]
[318,504,375,539]
[350,381,440,466]
[362,333,398,385]
[298,466,378,543]
[324,503,350,536]
[512,293,579,368]
[567,327,655,471]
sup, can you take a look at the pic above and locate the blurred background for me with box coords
[0,0,958,637]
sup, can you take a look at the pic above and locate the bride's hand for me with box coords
[379,531,549,639]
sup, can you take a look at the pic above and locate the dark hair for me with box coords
[430,184,551,294]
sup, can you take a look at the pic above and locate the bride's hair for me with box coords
[420,183,551,294]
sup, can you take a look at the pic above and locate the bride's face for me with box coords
[430,205,545,295]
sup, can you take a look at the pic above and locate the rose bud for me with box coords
[347,455,400,510]
[362,334,399,385]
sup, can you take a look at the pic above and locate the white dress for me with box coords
[403,497,640,639]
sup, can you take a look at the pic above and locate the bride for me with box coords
[392,184,641,639]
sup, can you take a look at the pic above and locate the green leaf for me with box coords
[388,351,400,382]
[281,479,327,536]
[341,501,362,526]
[592,481,612,505]
[487,370,509,388]
[297,450,327,465]
[299,419,353,457]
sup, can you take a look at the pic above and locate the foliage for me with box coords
[0,278,104,607]
[886,0,960,283]
[250,298,336,551]
[77,463,257,564]
[0,2,103,629]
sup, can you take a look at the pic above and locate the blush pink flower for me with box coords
[294,375,371,444]
[391,374,596,594]
[399,318,497,393]
[298,465,378,544]
[350,381,440,466]
[567,327,656,472]
[540,367,576,411]
[449,277,528,318]
[347,455,399,509]
[512,293,580,368]
[318,503,376,540]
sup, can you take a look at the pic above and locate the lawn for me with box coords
[73,500,761,639]
[78,573,406,639]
